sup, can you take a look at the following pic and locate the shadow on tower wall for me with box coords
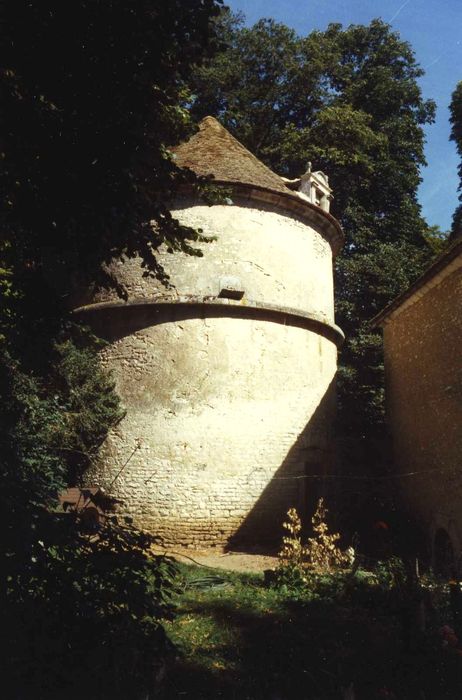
[226,380,337,553]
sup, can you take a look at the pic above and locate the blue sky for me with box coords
[226,0,462,232]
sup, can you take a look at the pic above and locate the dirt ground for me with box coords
[152,546,279,573]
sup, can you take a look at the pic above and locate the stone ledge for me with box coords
[74,295,345,347]
[372,237,462,326]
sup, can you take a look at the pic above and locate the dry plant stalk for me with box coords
[278,508,304,568]
[278,498,349,575]
[304,498,350,572]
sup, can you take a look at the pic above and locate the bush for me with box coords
[0,331,177,699]
[305,498,351,572]
[4,511,177,699]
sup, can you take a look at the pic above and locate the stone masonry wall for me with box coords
[88,314,337,546]
[88,197,335,325]
[82,196,340,547]
[383,264,462,553]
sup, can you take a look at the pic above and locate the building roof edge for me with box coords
[372,237,462,327]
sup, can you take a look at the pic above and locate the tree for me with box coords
[189,15,436,479]
[450,81,462,240]
[2,1,223,308]
[1,0,225,490]
[1,2,223,695]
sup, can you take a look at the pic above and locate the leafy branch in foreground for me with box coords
[2,0,225,306]
[4,509,178,699]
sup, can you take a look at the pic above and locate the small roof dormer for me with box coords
[300,164,333,212]
[282,163,333,213]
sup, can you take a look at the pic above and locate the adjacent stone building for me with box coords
[374,237,462,568]
[76,117,344,548]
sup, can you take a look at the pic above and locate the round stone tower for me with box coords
[76,117,344,548]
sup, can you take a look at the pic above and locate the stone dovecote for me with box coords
[76,117,344,548]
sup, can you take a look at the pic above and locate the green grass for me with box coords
[164,567,285,676]
[160,564,462,700]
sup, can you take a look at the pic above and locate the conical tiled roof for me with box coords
[173,116,291,195]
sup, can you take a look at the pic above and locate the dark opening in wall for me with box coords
[218,275,244,300]
[434,528,455,577]
[218,287,245,300]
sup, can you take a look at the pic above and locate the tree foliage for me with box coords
[450,81,462,239]
[1,0,224,503]
[2,0,223,306]
[190,14,437,470]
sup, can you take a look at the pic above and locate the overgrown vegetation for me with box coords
[5,512,178,699]
[161,560,462,700]
[450,80,462,239]
[2,0,224,301]
[1,1,223,697]
[159,506,462,697]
